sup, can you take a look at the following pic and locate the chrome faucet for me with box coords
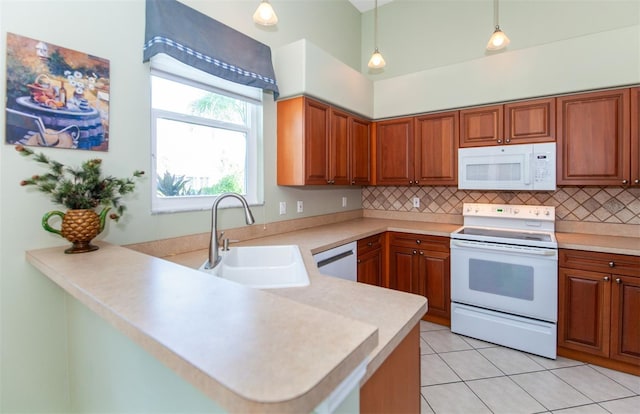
[205,192,255,269]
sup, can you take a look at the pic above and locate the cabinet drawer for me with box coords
[559,249,640,277]
[358,233,384,255]
[388,232,449,252]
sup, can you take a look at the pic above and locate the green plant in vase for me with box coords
[16,145,144,253]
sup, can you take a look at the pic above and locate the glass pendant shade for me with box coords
[253,1,278,26]
[368,49,386,69]
[486,26,510,50]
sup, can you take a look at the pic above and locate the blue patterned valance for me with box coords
[143,0,278,98]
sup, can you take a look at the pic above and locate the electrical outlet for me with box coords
[342,196,347,208]
[297,200,303,213]
[413,197,420,208]
[279,201,286,215]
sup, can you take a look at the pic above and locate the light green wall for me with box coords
[0,1,362,412]
[362,0,640,79]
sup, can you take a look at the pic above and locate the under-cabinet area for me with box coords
[276,85,640,188]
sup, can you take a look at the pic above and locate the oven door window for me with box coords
[468,258,534,301]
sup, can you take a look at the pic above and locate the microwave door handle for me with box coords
[523,153,532,185]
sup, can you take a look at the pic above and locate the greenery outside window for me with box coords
[151,71,262,213]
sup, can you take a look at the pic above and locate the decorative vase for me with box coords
[42,208,110,254]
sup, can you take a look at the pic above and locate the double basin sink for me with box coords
[199,245,310,289]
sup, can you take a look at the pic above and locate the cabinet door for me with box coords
[505,98,556,144]
[414,111,458,185]
[357,248,382,287]
[558,267,611,358]
[610,275,640,365]
[350,116,371,185]
[329,108,350,185]
[557,89,630,185]
[631,87,640,186]
[388,244,418,293]
[417,250,450,322]
[304,99,331,184]
[376,117,414,185]
[459,104,503,147]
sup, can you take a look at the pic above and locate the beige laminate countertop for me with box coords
[26,218,452,414]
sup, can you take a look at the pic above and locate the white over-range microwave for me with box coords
[458,142,556,191]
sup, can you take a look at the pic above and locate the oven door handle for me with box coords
[451,240,557,256]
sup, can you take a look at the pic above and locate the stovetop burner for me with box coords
[451,203,557,249]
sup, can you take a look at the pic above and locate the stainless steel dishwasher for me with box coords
[313,241,357,281]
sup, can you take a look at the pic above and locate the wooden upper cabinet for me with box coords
[557,89,630,186]
[460,98,555,147]
[414,111,459,185]
[304,99,331,184]
[459,104,503,147]
[631,87,640,186]
[277,96,370,186]
[350,116,371,185]
[329,108,350,185]
[375,117,415,185]
[505,98,556,144]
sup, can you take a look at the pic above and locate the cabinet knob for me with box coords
[615,278,622,284]
[415,180,419,185]
[367,242,373,247]
[419,251,424,255]
[497,139,502,144]
[604,276,610,281]
[635,179,640,184]
[416,239,421,245]
[505,139,511,143]
[622,179,628,185]
[409,180,414,185]
[412,250,417,255]
[357,259,361,264]
[609,261,615,268]
[351,180,356,185]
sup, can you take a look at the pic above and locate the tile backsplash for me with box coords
[362,186,640,225]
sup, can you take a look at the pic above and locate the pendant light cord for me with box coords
[374,0,379,49]
[494,0,499,29]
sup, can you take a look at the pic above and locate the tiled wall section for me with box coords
[362,186,640,225]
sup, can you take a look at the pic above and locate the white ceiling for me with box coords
[349,0,395,13]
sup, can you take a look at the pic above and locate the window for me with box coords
[151,71,262,213]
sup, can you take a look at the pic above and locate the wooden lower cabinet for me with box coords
[360,324,420,414]
[388,233,451,325]
[357,233,385,287]
[558,249,640,375]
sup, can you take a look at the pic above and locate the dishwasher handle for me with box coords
[316,250,354,268]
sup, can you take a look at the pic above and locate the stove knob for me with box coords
[513,208,519,214]
[534,210,540,216]
[544,210,551,216]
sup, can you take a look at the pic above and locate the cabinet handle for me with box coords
[635,179,640,184]
[609,261,615,268]
[416,239,421,245]
[622,179,628,185]
[419,251,424,255]
[409,180,414,185]
[412,250,417,255]
[497,139,502,144]
[505,139,511,143]
[615,278,621,284]
[604,276,610,281]
[415,180,419,185]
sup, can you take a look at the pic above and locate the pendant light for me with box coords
[253,0,278,26]
[486,0,510,51]
[368,0,386,69]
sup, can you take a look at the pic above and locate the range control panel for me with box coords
[462,203,555,221]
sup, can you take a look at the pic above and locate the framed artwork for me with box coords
[5,33,110,151]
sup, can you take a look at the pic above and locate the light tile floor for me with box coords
[419,321,640,414]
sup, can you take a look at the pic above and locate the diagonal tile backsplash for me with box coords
[362,186,640,225]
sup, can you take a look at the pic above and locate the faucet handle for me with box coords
[222,238,230,251]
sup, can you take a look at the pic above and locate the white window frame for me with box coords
[150,66,263,214]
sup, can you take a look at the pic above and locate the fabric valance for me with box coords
[143,0,279,98]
